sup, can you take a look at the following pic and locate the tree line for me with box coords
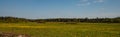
[0,16,120,23]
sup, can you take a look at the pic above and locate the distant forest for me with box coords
[0,16,120,23]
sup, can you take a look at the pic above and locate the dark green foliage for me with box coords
[0,16,120,23]
[0,16,30,23]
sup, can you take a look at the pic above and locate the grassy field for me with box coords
[0,22,120,37]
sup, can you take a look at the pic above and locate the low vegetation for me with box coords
[0,23,120,37]
[0,16,120,23]
[0,16,120,37]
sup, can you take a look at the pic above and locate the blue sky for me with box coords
[0,0,120,19]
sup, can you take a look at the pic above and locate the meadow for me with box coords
[0,22,120,37]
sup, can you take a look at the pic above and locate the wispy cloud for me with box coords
[77,0,90,6]
[82,0,88,2]
[93,0,105,3]
[77,2,90,6]
[77,0,106,7]
[101,7,105,10]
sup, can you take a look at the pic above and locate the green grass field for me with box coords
[0,22,120,37]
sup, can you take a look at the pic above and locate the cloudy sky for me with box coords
[0,0,120,19]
